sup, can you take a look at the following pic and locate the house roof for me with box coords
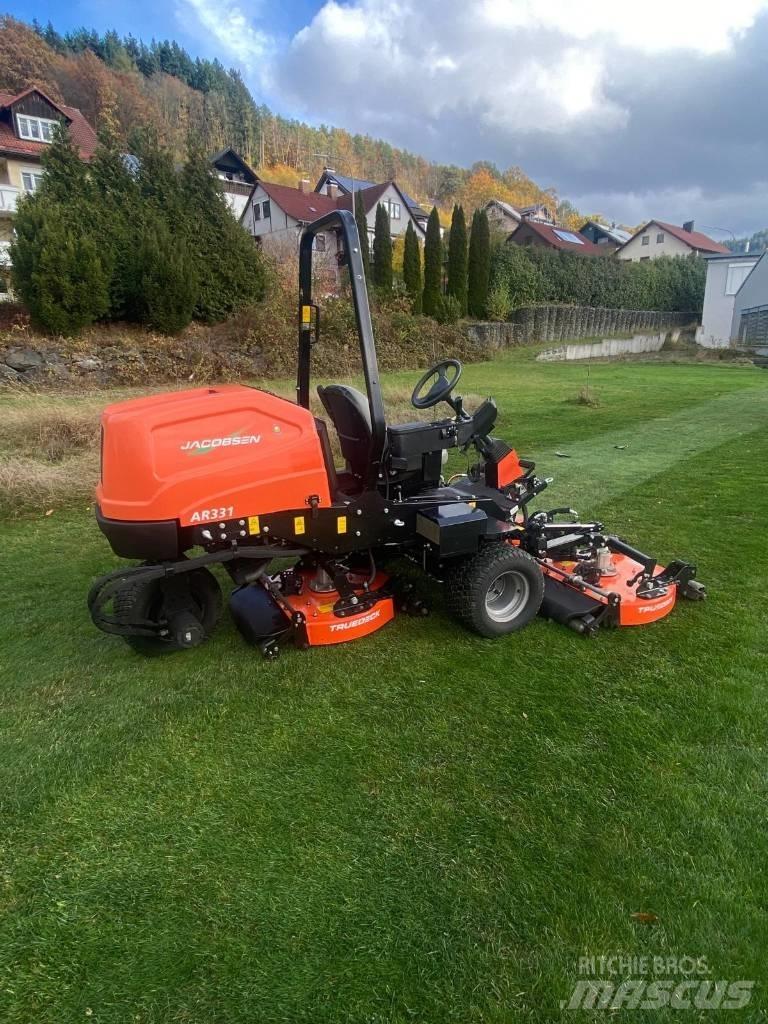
[580,220,632,245]
[258,177,426,233]
[210,147,257,183]
[513,220,604,254]
[257,179,340,223]
[703,251,757,261]
[335,181,390,215]
[0,88,97,161]
[316,170,423,212]
[620,220,730,255]
[487,199,522,221]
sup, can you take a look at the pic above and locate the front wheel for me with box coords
[445,545,544,637]
[112,567,223,656]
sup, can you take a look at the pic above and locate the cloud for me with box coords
[177,0,271,70]
[271,0,768,233]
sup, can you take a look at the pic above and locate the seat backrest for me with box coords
[317,384,373,485]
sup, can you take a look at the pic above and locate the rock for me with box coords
[4,347,44,371]
[0,362,21,381]
[47,361,72,380]
[76,357,103,371]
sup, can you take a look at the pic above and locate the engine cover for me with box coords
[96,385,332,526]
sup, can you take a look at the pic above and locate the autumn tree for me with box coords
[402,220,422,312]
[467,208,491,319]
[0,16,59,96]
[422,207,443,318]
[446,204,468,315]
[372,203,393,292]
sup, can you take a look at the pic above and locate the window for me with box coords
[656,232,665,243]
[553,229,584,245]
[16,114,59,143]
[725,262,756,296]
[381,199,401,219]
[314,234,326,252]
[252,203,261,221]
[262,200,270,219]
[641,235,650,245]
[21,171,44,193]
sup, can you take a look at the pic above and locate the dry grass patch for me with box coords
[0,384,486,517]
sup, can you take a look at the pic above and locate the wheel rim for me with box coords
[485,570,530,623]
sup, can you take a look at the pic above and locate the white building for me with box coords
[731,251,768,346]
[210,148,258,222]
[696,253,759,348]
[617,220,730,262]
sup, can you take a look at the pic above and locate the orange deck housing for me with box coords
[542,553,679,626]
[96,385,332,526]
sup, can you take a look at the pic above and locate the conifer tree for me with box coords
[467,208,491,318]
[354,189,370,277]
[136,212,198,333]
[372,202,393,292]
[12,207,109,334]
[180,139,265,321]
[402,220,422,311]
[446,204,468,315]
[422,206,442,317]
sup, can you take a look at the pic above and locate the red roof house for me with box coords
[507,219,605,255]
[617,220,730,260]
[0,87,97,162]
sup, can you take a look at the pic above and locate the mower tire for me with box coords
[446,544,544,638]
[113,567,223,656]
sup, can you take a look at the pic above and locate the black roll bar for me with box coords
[298,209,387,488]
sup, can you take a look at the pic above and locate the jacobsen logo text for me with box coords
[180,435,261,452]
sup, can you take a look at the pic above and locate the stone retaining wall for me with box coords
[465,306,695,348]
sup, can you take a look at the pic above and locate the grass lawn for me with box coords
[1,351,767,1022]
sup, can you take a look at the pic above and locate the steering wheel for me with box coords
[411,358,463,410]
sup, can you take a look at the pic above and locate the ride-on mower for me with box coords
[89,210,705,656]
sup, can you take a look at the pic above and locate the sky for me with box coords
[8,0,768,235]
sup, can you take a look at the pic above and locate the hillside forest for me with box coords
[0,15,592,228]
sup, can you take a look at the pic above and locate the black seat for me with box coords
[317,384,372,488]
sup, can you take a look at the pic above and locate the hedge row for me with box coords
[491,244,706,315]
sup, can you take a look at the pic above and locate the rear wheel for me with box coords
[113,567,223,656]
[445,544,544,637]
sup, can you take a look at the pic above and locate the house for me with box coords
[210,148,258,221]
[485,198,555,235]
[696,253,760,348]
[731,251,768,346]
[242,178,340,255]
[506,219,604,255]
[242,175,426,255]
[579,220,632,251]
[315,168,429,233]
[617,220,730,261]
[0,86,97,266]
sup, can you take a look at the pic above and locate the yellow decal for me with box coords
[467,500,477,509]
[294,515,306,535]
[301,305,312,324]
[248,515,260,535]
[337,515,347,534]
